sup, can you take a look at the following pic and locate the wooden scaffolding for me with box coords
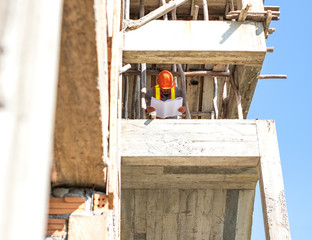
[0,0,290,239]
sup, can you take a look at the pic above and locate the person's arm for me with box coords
[176,87,186,113]
[146,88,155,113]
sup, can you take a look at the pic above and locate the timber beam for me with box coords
[123,21,266,65]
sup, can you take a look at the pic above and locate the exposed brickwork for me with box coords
[46,218,66,237]
[48,197,86,215]
[93,193,108,211]
[46,189,109,238]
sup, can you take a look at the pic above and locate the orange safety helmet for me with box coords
[157,70,175,89]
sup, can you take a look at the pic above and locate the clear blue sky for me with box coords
[249,1,312,239]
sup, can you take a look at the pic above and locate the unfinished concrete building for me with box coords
[0,0,291,239]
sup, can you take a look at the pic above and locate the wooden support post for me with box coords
[202,0,209,20]
[238,3,251,21]
[124,76,129,119]
[140,64,147,118]
[0,0,62,239]
[193,5,199,20]
[213,77,219,119]
[139,0,146,119]
[135,65,141,119]
[119,64,131,74]
[229,74,243,120]
[221,80,229,119]
[170,11,179,87]
[108,2,122,240]
[95,0,110,171]
[191,0,195,16]
[177,64,191,119]
[126,0,188,30]
[125,0,130,20]
[161,0,168,20]
[257,120,291,240]
[265,10,273,38]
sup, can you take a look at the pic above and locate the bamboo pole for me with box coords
[177,64,191,119]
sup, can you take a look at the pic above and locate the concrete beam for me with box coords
[121,120,260,189]
[257,120,291,239]
[123,20,266,65]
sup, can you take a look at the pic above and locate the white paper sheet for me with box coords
[151,97,183,118]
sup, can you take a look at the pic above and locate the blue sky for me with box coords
[248,1,312,239]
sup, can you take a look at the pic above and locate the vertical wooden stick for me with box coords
[161,0,168,20]
[193,5,199,20]
[202,0,209,20]
[124,76,129,119]
[213,77,219,119]
[229,74,243,119]
[177,64,191,119]
[140,64,147,118]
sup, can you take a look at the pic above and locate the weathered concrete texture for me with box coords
[53,0,106,189]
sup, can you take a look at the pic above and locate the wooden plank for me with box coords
[209,190,226,239]
[121,189,135,240]
[201,73,214,119]
[0,0,62,239]
[257,120,291,239]
[121,120,260,158]
[122,181,256,189]
[184,190,197,239]
[196,190,214,239]
[122,156,259,167]
[162,189,179,239]
[123,21,266,65]
[186,74,201,119]
[68,215,107,240]
[134,190,147,238]
[146,189,163,240]
[53,0,105,189]
[235,190,255,240]
[94,0,109,168]
[223,190,239,240]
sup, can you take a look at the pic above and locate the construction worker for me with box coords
[146,70,186,116]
